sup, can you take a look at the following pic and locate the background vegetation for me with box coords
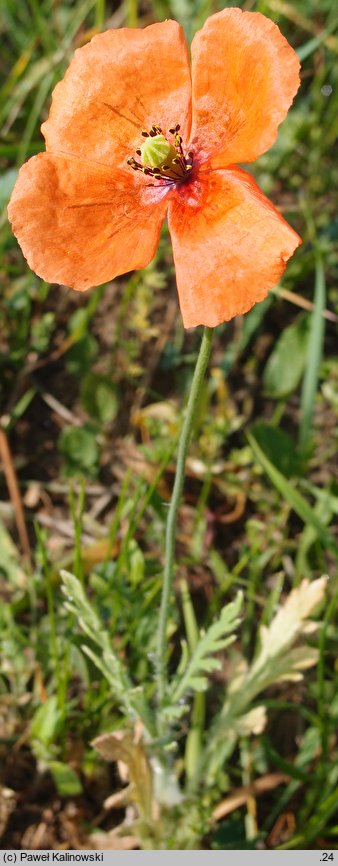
[0,0,337,850]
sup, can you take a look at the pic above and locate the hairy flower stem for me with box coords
[156,326,213,731]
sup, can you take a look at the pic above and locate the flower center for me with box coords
[127,124,193,186]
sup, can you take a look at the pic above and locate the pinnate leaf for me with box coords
[169,592,243,703]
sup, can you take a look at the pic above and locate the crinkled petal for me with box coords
[8,154,168,289]
[42,21,191,168]
[189,8,300,167]
[168,167,301,329]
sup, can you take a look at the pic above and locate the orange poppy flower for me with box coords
[8,8,301,329]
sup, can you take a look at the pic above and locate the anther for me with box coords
[142,131,149,137]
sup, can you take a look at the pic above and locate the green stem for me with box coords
[126,0,138,28]
[180,579,205,788]
[95,0,106,30]
[156,325,213,727]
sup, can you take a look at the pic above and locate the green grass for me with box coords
[1,0,338,851]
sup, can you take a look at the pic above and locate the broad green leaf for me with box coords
[251,422,301,477]
[59,425,99,478]
[66,334,98,375]
[30,696,60,747]
[263,316,310,398]
[81,372,118,424]
[48,761,82,797]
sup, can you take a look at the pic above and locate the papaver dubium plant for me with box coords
[8,8,323,852]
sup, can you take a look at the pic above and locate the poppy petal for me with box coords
[8,154,169,289]
[42,21,191,169]
[168,167,301,329]
[190,8,300,167]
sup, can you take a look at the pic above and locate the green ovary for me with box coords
[140,134,177,169]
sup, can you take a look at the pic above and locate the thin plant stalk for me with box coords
[95,0,106,30]
[126,0,138,28]
[180,578,206,788]
[156,325,213,728]
[299,254,325,449]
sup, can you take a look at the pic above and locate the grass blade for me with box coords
[248,431,338,555]
[299,256,326,449]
